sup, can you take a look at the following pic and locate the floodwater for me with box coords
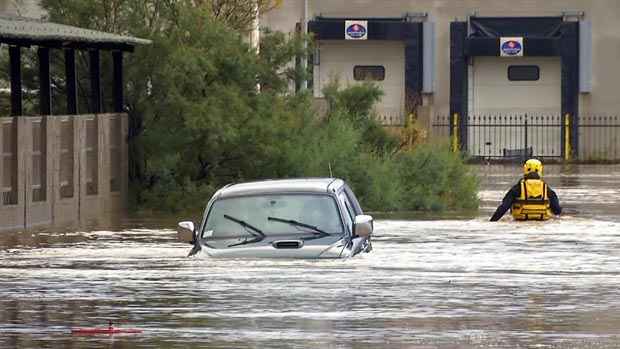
[1,164,620,348]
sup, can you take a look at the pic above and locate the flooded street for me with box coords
[1,165,620,348]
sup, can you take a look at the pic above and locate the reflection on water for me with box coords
[479,164,620,221]
[2,165,620,348]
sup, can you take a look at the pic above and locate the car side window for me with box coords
[338,191,355,231]
[343,185,363,215]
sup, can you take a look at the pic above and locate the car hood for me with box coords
[197,234,348,259]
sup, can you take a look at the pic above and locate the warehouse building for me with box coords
[262,0,620,160]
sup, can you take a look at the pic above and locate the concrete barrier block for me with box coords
[78,114,103,227]
[97,114,125,219]
[26,116,53,230]
[51,115,79,229]
[121,113,129,210]
[0,117,25,233]
[1,113,129,233]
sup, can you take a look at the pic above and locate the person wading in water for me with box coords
[490,158,562,221]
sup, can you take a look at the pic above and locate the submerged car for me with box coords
[177,178,373,259]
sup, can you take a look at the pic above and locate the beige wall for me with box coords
[262,0,620,118]
[315,40,406,125]
[584,0,620,115]
[0,113,128,233]
[0,0,44,18]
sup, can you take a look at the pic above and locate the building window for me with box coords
[354,65,385,81]
[508,65,540,81]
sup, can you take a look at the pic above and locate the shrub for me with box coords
[396,143,479,211]
[315,83,479,212]
[137,85,479,213]
[323,81,400,153]
[277,88,478,212]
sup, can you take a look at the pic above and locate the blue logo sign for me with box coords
[501,40,522,56]
[346,23,367,39]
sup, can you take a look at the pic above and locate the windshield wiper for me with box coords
[267,217,330,238]
[224,214,266,247]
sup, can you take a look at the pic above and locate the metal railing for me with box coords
[376,106,406,126]
[579,115,620,161]
[432,114,620,162]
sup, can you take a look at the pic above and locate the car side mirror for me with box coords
[177,221,195,244]
[353,215,373,238]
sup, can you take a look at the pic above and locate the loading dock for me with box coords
[309,17,423,126]
[450,17,579,159]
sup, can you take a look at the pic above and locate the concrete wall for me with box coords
[0,113,128,233]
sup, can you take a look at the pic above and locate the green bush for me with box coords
[312,83,479,212]
[140,176,217,213]
[276,85,479,212]
[136,81,479,213]
[323,81,400,153]
[396,144,479,211]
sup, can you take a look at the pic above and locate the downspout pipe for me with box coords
[252,0,260,91]
[302,0,309,90]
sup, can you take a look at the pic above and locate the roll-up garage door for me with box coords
[315,41,405,125]
[468,56,562,158]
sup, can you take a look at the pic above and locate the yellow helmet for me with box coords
[523,158,543,176]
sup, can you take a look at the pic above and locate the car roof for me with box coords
[215,178,344,199]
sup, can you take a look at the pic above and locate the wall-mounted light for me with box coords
[562,10,585,21]
[404,12,428,22]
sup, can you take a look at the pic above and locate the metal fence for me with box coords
[579,115,620,161]
[432,114,620,162]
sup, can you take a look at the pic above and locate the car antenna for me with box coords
[328,161,333,177]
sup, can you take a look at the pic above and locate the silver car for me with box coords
[177,178,373,258]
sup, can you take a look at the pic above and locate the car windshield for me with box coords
[203,194,344,240]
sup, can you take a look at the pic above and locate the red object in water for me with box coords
[71,321,142,335]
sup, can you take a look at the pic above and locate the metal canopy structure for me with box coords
[0,15,150,51]
[0,16,150,116]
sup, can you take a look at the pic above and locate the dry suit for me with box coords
[490,172,562,222]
